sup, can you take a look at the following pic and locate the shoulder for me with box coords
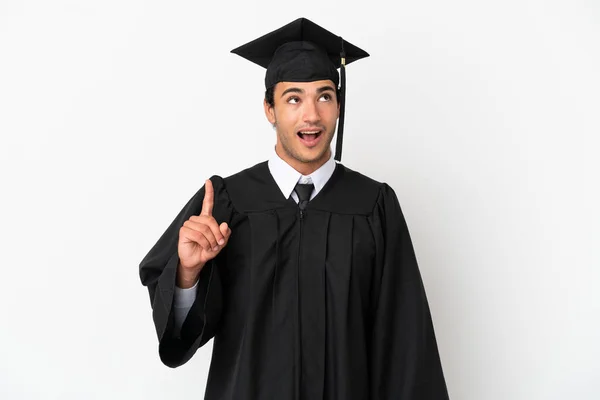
[220,161,278,212]
[342,164,398,196]
[311,164,394,215]
[223,161,269,184]
[341,164,403,213]
[338,164,383,190]
[208,161,269,190]
[199,162,267,210]
[340,164,393,197]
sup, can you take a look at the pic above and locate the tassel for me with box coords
[335,37,346,162]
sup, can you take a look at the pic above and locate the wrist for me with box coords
[176,261,204,289]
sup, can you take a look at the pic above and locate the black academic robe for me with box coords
[139,161,449,400]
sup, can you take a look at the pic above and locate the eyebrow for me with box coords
[280,85,336,98]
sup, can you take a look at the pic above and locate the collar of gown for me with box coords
[267,146,337,201]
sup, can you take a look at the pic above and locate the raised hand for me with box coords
[177,179,231,288]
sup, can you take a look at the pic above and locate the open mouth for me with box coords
[297,130,323,146]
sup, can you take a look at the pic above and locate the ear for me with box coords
[264,99,276,125]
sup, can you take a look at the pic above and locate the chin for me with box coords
[298,147,329,163]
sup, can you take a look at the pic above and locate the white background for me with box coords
[1,1,599,399]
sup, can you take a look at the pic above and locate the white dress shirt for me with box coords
[172,147,337,333]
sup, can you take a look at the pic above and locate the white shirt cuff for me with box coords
[174,280,198,308]
[173,280,198,334]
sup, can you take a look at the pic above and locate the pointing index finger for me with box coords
[201,179,214,216]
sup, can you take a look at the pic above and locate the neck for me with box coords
[275,144,331,176]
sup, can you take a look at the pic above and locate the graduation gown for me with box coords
[139,161,449,400]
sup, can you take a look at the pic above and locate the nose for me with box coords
[302,99,320,124]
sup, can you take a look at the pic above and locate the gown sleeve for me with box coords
[369,183,449,399]
[138,176,234,368]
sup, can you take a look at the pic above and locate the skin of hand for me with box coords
[176,179,232,288]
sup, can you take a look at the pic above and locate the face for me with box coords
[264,80,339,175]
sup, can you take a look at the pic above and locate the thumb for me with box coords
[219,222,231,238]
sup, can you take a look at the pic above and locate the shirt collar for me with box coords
[268,146,336,200]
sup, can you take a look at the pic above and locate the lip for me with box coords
[297,130,323,148]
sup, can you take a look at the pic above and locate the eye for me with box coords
[287,96,300,104]
[318,93,332,102]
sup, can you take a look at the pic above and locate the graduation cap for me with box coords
[231,18,369,162]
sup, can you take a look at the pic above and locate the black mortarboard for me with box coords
[231,18,369,162]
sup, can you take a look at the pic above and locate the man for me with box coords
[140,17,449,400]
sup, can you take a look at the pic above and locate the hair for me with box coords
[264,84,341,108]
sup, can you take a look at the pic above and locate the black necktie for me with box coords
[295,183,314,210]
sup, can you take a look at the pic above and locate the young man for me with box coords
[140,18,449,400]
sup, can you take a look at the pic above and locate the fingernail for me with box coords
[218,239,225,245]
[213,246,219,252]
